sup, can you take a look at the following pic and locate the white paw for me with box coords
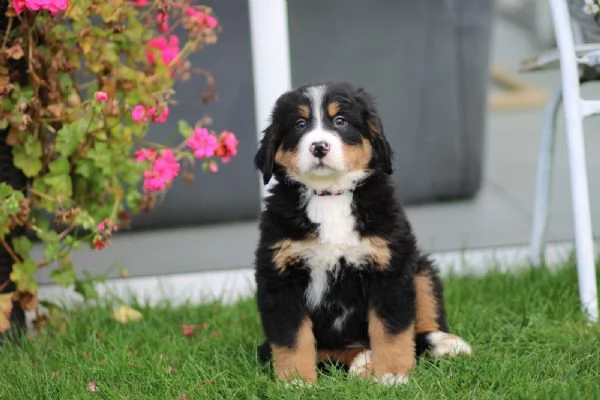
[283,379,313,389]
[427,331,473,358]
[375,373,408,386]
[348,350,372,377]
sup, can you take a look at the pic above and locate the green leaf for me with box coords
[12,236,32,259]
[75,159,93,178]
[0,183,24,236]
[56,120,88,157]
[10,259,38,293]
[48,158,70,174]
[178,120,194,139]
[12,144,42,177]
[18,87,34,103]
[74,279,99,300]
[44,175,73,198]
[44,158,73,197]
[125,189,141,210]
[43,240,62,262]
[50,262,77,287]
[31,178,56,213]
[74,210,95,230]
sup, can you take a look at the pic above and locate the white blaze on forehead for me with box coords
[305,85,326,129]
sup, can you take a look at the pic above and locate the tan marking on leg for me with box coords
[414,273,440,333]
[361,236,391,270]
[343,138,372,171]
[368,310,415,378]
[274,146,299,175]
[271,318,317,383]
[298,105,310,119]
[327,101,340,117]
[317,347,364,367]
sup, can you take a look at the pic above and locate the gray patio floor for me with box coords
[35,14,600,285]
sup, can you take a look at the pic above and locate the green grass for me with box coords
[1,263,600,400]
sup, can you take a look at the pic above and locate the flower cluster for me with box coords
[186,7,218,29]
[135,149,181,192]
[92,220,118,251]
[0,0,238,320]
[134,124,239,193]
[186,128,239,172]
[583,0,600,15]
[146,35,181,67]
[131,104,169,124]
[12,0,68,15]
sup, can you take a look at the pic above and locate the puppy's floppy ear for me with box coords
[357,88,393,174]
[254,123,279,185]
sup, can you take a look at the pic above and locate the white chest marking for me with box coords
[303,193,370,309]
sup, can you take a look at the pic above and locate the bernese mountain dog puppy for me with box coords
[253,82,472,386]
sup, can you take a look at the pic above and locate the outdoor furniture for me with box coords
[521,0,599,322]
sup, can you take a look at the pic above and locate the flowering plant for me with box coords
[0,0,238,332]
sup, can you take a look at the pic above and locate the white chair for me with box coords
[522,0,599,322]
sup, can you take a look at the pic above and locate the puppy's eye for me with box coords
[333,116,347,127]
[295,118,307,130]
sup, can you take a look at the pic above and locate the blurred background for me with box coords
[35,0,600,297]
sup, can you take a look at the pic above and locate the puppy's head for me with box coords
[254,82,392,191]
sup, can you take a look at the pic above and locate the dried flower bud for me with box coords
[67,93,82,107]
[18,115,32,131]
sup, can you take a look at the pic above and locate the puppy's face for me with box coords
[255,83,392,191]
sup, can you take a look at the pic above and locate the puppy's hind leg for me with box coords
[414,256,472,358]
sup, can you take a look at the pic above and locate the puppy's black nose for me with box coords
[310,141,330,158]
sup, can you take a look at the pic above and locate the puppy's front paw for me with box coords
[349,350,409,385]
[375,373,408,386]
[282,379,313,389]
[427,331,472,358]
[348,350,372,377]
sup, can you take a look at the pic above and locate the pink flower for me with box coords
[187,128,218,159]
[214,131,239,163]
[95,91,108,102]
[206,15,218,29]
[93,236,107,250]
[132,105,147,123]
[14,0,69,15]
[152,107,169,123]
[209,162,218,173]
[135,148,156,162]
[134,0,147,6]
[146,35,180,66]
[186,7,218,29]
[12,0,26,14]
[97,221,106,232]
[131,105,169,124]
[138,149,180,193]
[156,11,169,33]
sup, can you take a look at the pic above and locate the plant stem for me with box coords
[0,278,11,293]
[0,238,21,264]
[1,16,13,50]
[25,223,42,235]
[57,224,75,240]
[29,188,56,202]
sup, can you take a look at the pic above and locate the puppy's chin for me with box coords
[291,168,370,192]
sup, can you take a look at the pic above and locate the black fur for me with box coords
[254,82,451,368]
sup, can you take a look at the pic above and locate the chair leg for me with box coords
[530,87,562,267]
[549,0,598,322]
